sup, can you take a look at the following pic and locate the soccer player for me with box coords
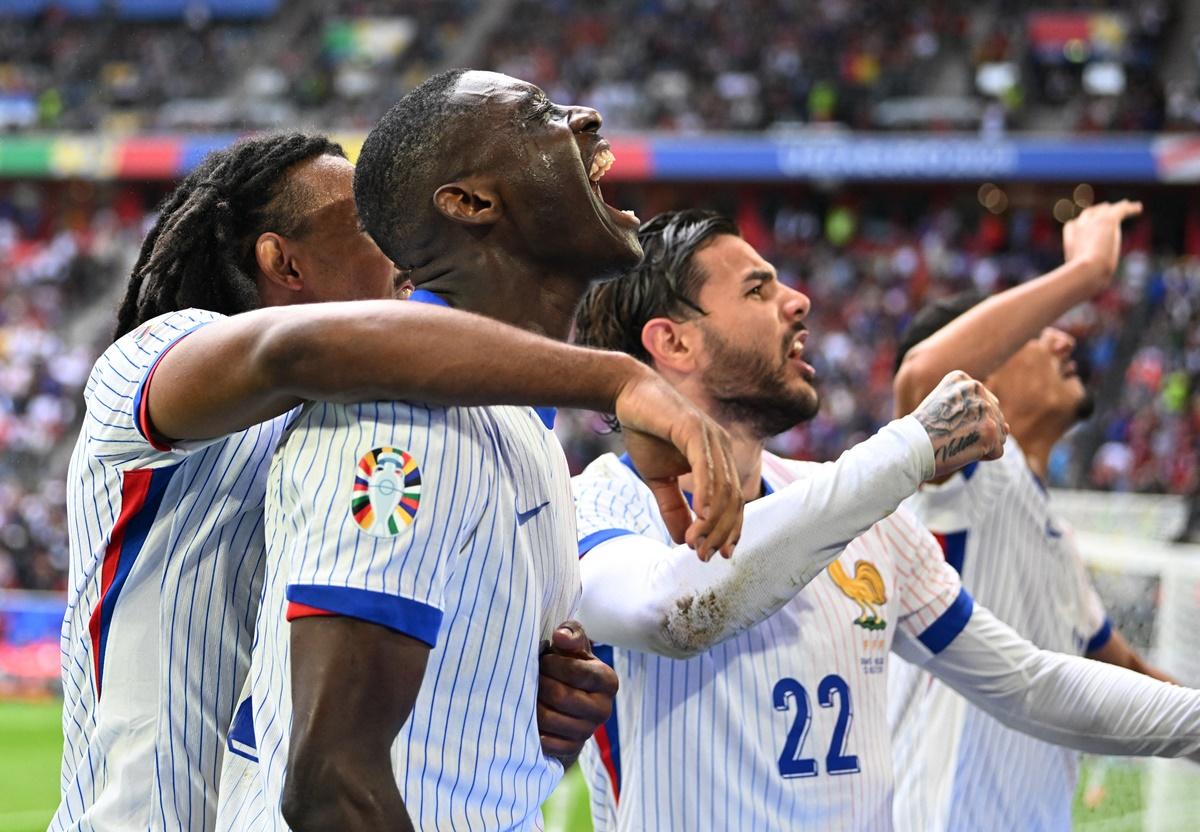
[59,132,742,831]
[218,70,990,832]
[568,209,1200,831]
[889,200,1173,831]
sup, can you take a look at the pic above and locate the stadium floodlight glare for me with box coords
[1083,62,1127,96]
[976,62,1018,97]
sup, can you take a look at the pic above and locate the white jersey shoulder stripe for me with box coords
[579,528,636,557]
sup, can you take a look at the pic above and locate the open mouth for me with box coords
[587,142,640,229]
[786,330,817,381]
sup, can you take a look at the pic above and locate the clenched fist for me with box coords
[912,370,1009,479]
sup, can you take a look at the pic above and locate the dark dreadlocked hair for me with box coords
[573,209,739,430]
[113,132,346,340]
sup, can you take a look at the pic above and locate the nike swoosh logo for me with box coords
[516,501,551,526]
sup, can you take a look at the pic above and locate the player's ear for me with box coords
[642,317,698,374]
[254,232,304,294]
[433,179,502,226]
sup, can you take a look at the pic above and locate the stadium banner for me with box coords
[0,590,64,695]
[2,132,1198,183]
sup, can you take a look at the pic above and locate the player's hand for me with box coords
[538,621,619,765]
[614,365,743,561]
[1062,200,1143,288]
[912,370,1009,479]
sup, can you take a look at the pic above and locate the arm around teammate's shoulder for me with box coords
[283,616,428,832]
[143,300,647,445]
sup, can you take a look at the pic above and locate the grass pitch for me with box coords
[0,698,1185,831]
[0,699,60,832]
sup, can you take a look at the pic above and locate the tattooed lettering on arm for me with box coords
[939,431,981,462]
[911,370,1007,479]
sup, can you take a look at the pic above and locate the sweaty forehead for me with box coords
[282,155,357,233]
[451,71,541,111]
[288,154,354,209]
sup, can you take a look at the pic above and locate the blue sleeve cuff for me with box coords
[132,321,213,450]
[918,588,975,655]
[578,528,637,558]
[286,584,444,647]
[1085,617,1114,654]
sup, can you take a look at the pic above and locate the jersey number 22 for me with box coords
[772,674,861,778]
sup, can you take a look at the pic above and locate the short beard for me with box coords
[699,324,820,440]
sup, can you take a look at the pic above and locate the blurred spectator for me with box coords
[0,0,1183,132]
[0,181,152,591]
[0,178,1196,591]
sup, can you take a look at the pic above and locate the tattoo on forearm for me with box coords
[938,431,981,461]
[916,389,983,438]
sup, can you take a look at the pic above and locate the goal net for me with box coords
[1054,488,1200,832]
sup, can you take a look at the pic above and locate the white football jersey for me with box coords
[57,309,291,831]
[574,451,972,831]
[217,398,579,831]
[890,438,1110,832]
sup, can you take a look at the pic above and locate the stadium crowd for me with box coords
[0,180,1195,591]
[0,182,149,590]
[0,0,1188,132]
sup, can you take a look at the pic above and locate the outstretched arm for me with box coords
[147,300,651,441]
[894,201,1142,416]
[145,299,743,558]
[578,373,1006,659]
[907,604,1200,761]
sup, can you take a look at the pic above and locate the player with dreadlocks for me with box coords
[56,132,744,832]
[112,133,352,337]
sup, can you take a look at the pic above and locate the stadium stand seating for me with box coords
[0,0,1196,595]
[0,0,1188,131]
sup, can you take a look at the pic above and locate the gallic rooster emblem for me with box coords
[828,560,887,631]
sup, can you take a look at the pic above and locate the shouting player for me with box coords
[219,70,994,831]
[889,200,1174,831]
[569,209,1200,831]
[58,132,741,831]
[213,72,731,832]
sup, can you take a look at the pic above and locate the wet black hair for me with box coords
[893,290,985,374]
[573,208,740,364]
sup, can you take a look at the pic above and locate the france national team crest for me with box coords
[829,559,887,631]
[351,447,422,537]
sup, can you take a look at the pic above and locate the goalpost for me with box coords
[1055,489,1200,832]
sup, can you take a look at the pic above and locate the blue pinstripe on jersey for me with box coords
[216,394,580,831]
[574,451,967,831]
[57,309,292,832]
[892,437,1113,832]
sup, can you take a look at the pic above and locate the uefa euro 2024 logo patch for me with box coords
[351,447,422,537]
